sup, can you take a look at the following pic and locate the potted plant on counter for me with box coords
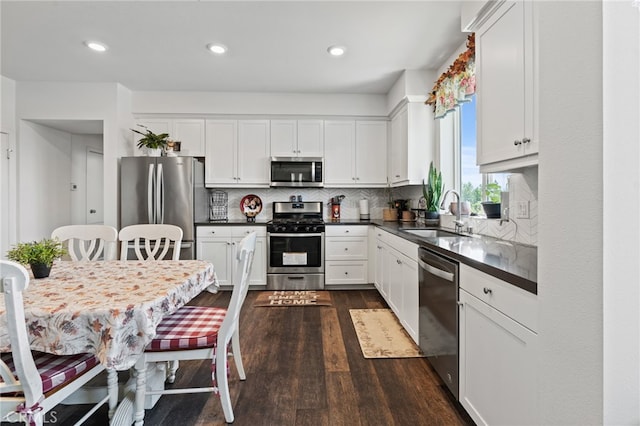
[131,124,169,156]
[6,238,67,278]
[423,161,444,220]
[481,182,502,218]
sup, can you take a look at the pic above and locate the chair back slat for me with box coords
[119,224,183,261]
[51,225,118,261]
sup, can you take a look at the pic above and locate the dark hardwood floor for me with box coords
[47,290,474,426]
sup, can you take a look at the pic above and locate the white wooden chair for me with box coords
[51,225,119,261]
[132,232,257,424]
[119,224,183,261]
[0,260,109,426]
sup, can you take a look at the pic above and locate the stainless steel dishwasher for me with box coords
[418,247,459,399]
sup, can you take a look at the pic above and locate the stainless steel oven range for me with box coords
[266,201,325,290]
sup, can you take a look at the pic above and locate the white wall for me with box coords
[1,77,17,253]
[133,91,388,117]
[602,1,640,424]
[537,2,603,424]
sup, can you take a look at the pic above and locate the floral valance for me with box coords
[426,33,475,119]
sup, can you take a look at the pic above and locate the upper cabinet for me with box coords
[205,119,270,187]
[474,0,538,172]
[270,119,324,157]
[389,102,435,186]
[132,118,206,157]
[324,120,387,187]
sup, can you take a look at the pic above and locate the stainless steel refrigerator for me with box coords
[120,156,207,259]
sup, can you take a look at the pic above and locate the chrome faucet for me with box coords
[441,189,465,232]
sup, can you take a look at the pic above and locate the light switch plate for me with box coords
[516,201,530,219]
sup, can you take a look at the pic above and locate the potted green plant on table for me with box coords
[481,182,502,218]
[423,162,444,220]
[131,124,170,156]
[6,238,67,278]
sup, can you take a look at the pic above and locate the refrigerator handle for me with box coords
[157,163,164,224]
[147,163,155,224]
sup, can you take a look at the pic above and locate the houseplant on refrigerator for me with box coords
[6,238,67,278]
[423,161,444,220]
[131,124,169,156]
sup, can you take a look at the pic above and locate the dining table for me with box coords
[0,259,218,424]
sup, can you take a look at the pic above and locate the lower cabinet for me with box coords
[325,225,369,287]
[196,226,266,286]
[459,264,538,425]
[373,228,419,343]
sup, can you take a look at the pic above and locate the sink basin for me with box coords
[401,229,461,238]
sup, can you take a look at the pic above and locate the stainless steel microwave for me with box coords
[270,157,323,187]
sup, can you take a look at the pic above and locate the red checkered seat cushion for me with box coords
[1,351,101,394]
[147,306,227,352]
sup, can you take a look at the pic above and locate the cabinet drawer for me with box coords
[196,226,232,239]
[325,237,367,260]
[325,261,368,284]
[231,226,266,238]
[460,264,537,332]
[325,225,368,237]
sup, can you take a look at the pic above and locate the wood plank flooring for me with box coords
[44,290,474,426]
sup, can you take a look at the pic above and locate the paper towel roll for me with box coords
[359,199,369,214]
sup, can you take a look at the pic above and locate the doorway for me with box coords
[86,149,104,224]
[0,132,14,258]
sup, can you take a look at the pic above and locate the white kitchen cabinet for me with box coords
[196,226,266,286]
[324,120,387,187]
[325,225,368,286]
[388,102,435,186]
[372,228,419,343]
[475,0,538,172]
[459,264,538,425]
[270,119,324,157]
[132,118,205,157]
[205,119,270,187]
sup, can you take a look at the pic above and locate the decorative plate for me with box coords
[240,194,263,218]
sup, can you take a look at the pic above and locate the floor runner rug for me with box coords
[349,308,425,358]
[253,290,332,307]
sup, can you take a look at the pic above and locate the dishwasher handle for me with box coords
[419,259,455,282]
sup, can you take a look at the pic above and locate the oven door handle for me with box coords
[268,233,324,238]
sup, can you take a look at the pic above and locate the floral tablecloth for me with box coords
[0,260,217,370]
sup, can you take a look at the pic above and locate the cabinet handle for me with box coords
[523,137,531,144]
[514,140,522,146]
[344,248,348,251]
[457,302,464,307]
[211,231,215,234]
[483,287,492,295]
[345,230,349,233]
[356,177,360,180]
[344,272,348,275]
[396,259,402,264]
[395,174,400,178]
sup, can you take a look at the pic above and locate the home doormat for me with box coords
[253,290,332,307]
[349,309,425,359]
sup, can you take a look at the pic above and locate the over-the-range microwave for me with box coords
[270,157,323,187]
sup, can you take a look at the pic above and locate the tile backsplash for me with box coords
[208,167,538,246]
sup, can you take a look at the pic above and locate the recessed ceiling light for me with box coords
[207,43,227,55]
[327,45,346,57]
[84,41,108,52]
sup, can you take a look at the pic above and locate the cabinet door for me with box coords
[196,238,232,286]
[374,239,385,294]
[400,254,419,343]
[324,120,356,185]
[270,120,297,157]
[355,121,387,186]
[459,289,538,426]
[386,247,403,316]
[237,120,271,186]
[297,120,324,157]
[389,107,408,184]
[232,235,267,286]
[132,119,172,157]
[205,120,237,185]
[173,119,205,157]
[476,1,534,165]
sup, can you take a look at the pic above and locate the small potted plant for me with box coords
[422,161,444,220]
[6,238,67,278]
[131,124,170,156]
[382,180,397,221]
[481,182,502,218]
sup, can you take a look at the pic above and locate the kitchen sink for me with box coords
[401,229,461,238]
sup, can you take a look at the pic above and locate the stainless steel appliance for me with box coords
[270,157,323,187]
[418,247,459,399]
[120,156,208,259]
[266,201,324,289]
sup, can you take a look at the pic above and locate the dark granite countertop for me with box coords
[195,221,268,226]
[369,219,537,294]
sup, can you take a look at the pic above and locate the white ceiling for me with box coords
[1,1,466,95]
